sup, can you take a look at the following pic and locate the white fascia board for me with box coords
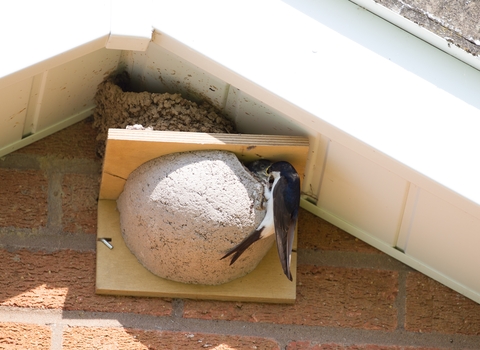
[151,0,480,218]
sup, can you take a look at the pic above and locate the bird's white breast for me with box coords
[258,171,281,239]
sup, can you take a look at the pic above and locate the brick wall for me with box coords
[0,118,479,349]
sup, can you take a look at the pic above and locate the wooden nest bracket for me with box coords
[96,129,309,304]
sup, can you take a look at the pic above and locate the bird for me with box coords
[245,159,273,183]
[221,160,300,281]
[244,159,274,210]
[267,161,300,281]
[220,159,274,265]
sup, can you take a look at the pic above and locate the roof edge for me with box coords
[351,0,480,71]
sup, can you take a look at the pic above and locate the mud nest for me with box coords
[117,150,273,285]
[93,72,237,157]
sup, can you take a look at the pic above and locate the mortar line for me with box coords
[46,172,63,233]
[49,322,64,350]
[57,311,480,349]
[0,153,40,170]
[172,298,184,319]
[396,270,408,331]
[0,230,97,252]
[297,249,413,271]
[1,306,479,349]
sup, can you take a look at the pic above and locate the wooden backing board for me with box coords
[96,199,298,303]
[96,129,309,303]
[99,130,310,200]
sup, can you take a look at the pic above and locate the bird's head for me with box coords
[246,159,273,182]
[246,159,272,174]
[266,161,296,176]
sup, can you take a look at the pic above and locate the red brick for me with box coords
[287,343,443,350]
[15,117,98,159]
[0,322,51,349]
[0,249,171,316]
[62,327,280,350]
[184,265,398,330]
[405,272,480,335]
[297,209,379,253]
[62,173,99,234]
[0,169,48,228]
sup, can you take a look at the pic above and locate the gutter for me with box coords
[350,0,480,71]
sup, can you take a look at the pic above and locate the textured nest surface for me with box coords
[93,72,237,157]
[117,150,273,285]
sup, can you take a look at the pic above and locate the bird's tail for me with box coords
[221,227,264,265]
[276,222,296,281]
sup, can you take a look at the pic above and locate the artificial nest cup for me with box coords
[96,129,309,303]
[117,150,274,285]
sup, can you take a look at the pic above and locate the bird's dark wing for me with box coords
[221,226,265,265]
[273,176,300,281]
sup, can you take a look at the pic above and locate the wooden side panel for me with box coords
[99,130,310,200]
